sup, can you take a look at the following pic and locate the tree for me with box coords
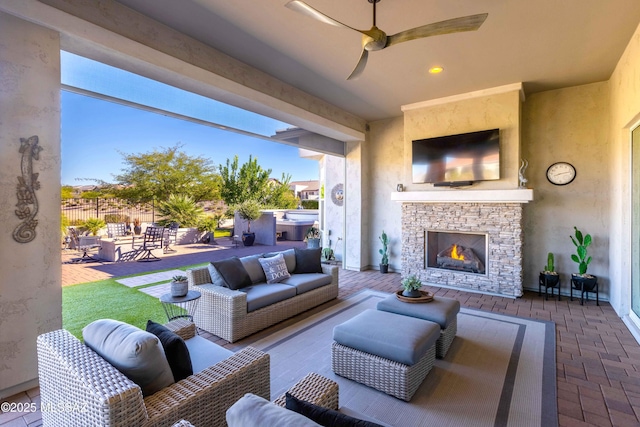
[110,144,221,202]
[219,155,296,208]
[61,185,74,199]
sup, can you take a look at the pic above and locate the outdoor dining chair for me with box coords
[68,227,102,263]
[106,222,127,239]
[132,225,165,262]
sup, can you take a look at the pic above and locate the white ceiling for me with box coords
[114,0,640,122]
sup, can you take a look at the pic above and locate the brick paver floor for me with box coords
[3,243,640,426]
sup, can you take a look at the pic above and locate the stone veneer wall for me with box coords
[401,202,524,297]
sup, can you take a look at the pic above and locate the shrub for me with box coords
[82,217,106,236]
[156,194,204,227]
[301,199,319,209]
[104,214,130,223]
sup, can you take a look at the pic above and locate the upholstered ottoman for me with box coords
[332,309,440,401]
[377,295,460,358]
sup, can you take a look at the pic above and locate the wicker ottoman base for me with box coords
[331,341,436,401]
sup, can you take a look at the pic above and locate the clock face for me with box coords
[546,162,576,185]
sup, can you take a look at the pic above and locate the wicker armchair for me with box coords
[37,320,270,427]
[273,372,339,410]
[187,263,339,342]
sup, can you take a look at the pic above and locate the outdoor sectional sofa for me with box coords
[187,248,339,342]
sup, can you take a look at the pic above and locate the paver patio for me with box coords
[2,240,639,426]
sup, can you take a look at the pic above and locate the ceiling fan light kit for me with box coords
[285,0,488,80]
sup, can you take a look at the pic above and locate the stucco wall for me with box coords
[322,155,345,261]
[521,82,611,296]
[609,22,640,315]
[402,89,522,191]
[367,116,404,271]
[0,12,62,398]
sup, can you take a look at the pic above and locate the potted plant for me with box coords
[379,230,389,273]
[401,274,423,298]
[304,227,321,248]
[539,252,560,298]
[133,218,142,235]
[82,217,106,236]
[235,200,262,246]
[170,275,189,297]
[197,215,218,244]
[570,226,597,291]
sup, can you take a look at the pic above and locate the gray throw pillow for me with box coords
[294,248,323,274]
[258,253,291,284]
[211,257,253,290]
[83,319,174,397]
[226,393,321,427]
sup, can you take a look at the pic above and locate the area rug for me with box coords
[238,290,557,427]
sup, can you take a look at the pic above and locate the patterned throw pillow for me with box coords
[258,253,291,284]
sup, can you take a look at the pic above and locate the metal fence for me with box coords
[61,198,156,226]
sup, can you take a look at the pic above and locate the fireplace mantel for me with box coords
[391,189,533,204]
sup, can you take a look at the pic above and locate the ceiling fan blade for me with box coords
[285,1,361,33]
[347,49,369,80]
[387,13,488,48]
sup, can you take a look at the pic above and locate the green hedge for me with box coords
[301,200,319,209]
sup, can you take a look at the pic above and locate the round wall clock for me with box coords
[546,162,576,185]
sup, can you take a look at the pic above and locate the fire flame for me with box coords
[451,244,465,261]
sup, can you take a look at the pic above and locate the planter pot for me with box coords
[539,272,560,288]
[306,238,321,249]
[402,289,422,298]
[133,225,142,235]
[380,264,389,273]
[571,274,597,291]
[171,281,188,297]
[242,232,256,246]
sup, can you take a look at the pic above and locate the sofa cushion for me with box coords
[281,273,332,294]
[184,335,234,373]
[211,257,253,290]
[264,248,296,273]
[258,253,291,284]
[83,319,174,396]
[286,393,384,427]
[242,283,297,312]
[226,393,321,427]
[241,254,267,284]
[146,320,193,382]
[294,248,323,274]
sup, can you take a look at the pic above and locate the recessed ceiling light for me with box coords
[429,66,444,74]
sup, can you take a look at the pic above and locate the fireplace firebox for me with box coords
[426,231,487,275]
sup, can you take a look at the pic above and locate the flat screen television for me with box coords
[412,128,500,185]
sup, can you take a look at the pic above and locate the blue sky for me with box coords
[61,52,319,186]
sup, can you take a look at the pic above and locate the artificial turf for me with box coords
[62,263,208,339]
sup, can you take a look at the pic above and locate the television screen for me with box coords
[412,129,500,184]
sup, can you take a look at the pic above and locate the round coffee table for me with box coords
[159,290,201,324]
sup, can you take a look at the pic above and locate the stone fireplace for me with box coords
[427,230,487,274]
[393,189,533,298]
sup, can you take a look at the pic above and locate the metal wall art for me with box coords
[331,183,344,206]
[13,135,42,243]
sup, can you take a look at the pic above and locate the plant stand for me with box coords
[570,274,599,306]
[538,272,561,301]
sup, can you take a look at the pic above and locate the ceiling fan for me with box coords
[285,0,488,80]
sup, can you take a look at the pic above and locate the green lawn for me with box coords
[62,263,207,339]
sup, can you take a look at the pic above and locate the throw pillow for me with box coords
[211,257,253,290]
[226,393,321,427]
[146,320,193,382]
[83,319,174,397]
[285,393,384,427]
[294,248,323,274]
[258,253,291,284]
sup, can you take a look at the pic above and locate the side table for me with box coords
[159,290,201,328]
